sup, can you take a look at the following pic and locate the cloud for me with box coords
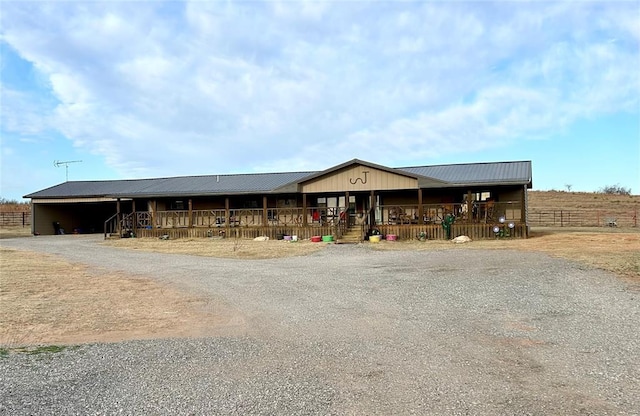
[0,0,638,181]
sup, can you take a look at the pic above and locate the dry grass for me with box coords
[103,237,328,259]
[2,226,638,347]
[371,228,640,280]
[0,247,245,347]
[0,226,32,239]
[528,190,640,211]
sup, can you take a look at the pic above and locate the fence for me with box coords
[528,209,638,227]
[0,211,31,227]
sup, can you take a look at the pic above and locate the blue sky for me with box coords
[1,1,638,201]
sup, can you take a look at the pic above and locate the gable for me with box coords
[301,164,419,193]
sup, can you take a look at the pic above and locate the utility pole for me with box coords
[54,160,83,181]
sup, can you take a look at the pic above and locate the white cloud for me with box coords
[0,0,638,182]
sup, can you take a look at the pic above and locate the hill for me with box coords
[528,191,639,227]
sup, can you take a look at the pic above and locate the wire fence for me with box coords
[528,208,638,228]
[0,211,31,227]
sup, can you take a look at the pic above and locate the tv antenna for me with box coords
[54,160,83,181]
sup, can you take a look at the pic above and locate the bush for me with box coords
[598,184,631,195]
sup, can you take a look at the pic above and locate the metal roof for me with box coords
[399,161,532,187]
[25,160,531,199]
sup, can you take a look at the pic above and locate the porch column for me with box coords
[521,185,526,223]
[225,197,230,234]
[370,190,376,226]
[116,198,121,234]
[132,200,136,232]
[302,194,308,226]
[188,198,193,228]
[418,189,424,225]
[154,201,158,227]
[467,190,472,223]
[262,196,268,226]
[148,201,155,229]
[344,191,349,225]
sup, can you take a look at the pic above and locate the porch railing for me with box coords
[148,207,348,229]
[379,201,523,225]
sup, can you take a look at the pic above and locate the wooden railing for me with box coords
[379,201,523,225]
[148,207,348,229]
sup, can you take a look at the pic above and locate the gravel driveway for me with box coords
[1,235,639,415]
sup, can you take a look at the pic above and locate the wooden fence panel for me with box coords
[529,209,638,227]
[0,211,31,227]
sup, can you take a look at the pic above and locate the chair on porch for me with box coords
[485,200,495,223]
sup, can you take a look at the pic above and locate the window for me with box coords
[169,200,185,210]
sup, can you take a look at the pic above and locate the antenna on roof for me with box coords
[54,160,83,182]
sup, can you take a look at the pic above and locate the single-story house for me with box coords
[24,159,532,241]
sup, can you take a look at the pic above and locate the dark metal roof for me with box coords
[25,160,532,199]
[399,161,532,188]
[25,171,315,199]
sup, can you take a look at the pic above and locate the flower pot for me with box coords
[369,235,382,243]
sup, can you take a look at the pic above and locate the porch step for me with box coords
[338,228,364,244]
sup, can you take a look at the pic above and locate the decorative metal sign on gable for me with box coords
[349,171,369,185]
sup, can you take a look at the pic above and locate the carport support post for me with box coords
[188,199,193,228]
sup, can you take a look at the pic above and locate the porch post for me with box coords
[344,191,349,225]
[467,190,472,223]
[188,198,193,228]
[521,185,526,223]
[370,190,376,226]
[225,197,230,234]
[263,196,268,226]
[418,189,424,225]
[154,201,158,228]
[302,194,308,226]
[132,200,136,233]
[148,201,155,229]
[116,198,121,234]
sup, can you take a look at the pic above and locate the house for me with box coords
[24,159,532,240]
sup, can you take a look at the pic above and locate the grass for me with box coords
[103,237,328,259]
[371,227,640,280]
[0,226,32,239]
[103,228,640,279]
[0,345,72,358]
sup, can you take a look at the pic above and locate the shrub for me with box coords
[598,184,631,195]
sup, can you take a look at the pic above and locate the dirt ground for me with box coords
[0,247,245,347]
[1,227,638,348]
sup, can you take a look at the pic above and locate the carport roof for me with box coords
[24,160,532,199]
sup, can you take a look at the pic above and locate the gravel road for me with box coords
[1,235,639,415]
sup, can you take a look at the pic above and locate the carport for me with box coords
[31,198,129,235]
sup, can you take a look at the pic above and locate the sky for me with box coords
[1,1,639,201]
